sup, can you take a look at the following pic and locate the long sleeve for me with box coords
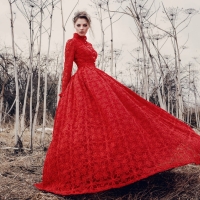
[60,39,75,97]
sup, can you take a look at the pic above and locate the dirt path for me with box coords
[1,131,200,200]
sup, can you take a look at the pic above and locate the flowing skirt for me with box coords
[34,65,200,195]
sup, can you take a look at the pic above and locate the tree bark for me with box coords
[32,0,44,145]
[8,0,20,145]
[42,0,54,146]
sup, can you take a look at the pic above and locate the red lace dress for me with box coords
[34,33,200,195]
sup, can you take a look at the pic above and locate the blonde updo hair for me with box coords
[73,11,91,26]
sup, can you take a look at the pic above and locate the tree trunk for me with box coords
[29,14,34,151]
[20,74,30,133]
[9,0,20,145]
[57,0,65,106]
[99,6,105,71]
[0,86,4,128]
[32,1,43,143]
[106,1,114,76]
[42,0,54,146]
[174,35,183,120]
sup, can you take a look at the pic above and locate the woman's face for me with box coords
[74,18,89,36]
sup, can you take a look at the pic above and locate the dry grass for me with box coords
[1,129,200,200]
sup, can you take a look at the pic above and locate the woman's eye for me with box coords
[83,24,88,27]
[77,24,80,27]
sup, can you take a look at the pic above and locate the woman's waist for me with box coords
[76,62,96,68]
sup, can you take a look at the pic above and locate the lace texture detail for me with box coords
[34,33,200,196]
[60,33,97,97]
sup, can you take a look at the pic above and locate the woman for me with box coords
[34,11,200,196]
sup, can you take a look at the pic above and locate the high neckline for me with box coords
[73,33,87,41]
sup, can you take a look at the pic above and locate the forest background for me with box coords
[1,0,200,199]
[0,0,200,150]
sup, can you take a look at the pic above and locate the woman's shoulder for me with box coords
[66,38,76,44]
[65,38,76,49]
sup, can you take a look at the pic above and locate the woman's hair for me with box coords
[73,11,91,27]
[73,11,94,37]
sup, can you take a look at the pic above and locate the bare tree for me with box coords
[91,0,123,73]
[91,0,106,71]
[15,0,37,144]
[32,0,45,149]
[105,0,114,75]
[0,54,10,128]
[8,0,20,145]
[109,0,199,118]
[124,0,166,109]
[42,0,55,147]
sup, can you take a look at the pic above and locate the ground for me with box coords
[1,129,200,200]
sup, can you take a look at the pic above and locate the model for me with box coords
[34,11,200,196]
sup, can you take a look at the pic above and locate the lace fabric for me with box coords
[34,33,200,196]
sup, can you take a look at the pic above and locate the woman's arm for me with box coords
[60,39,75,97]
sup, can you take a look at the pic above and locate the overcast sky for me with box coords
[0,0,200,81]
